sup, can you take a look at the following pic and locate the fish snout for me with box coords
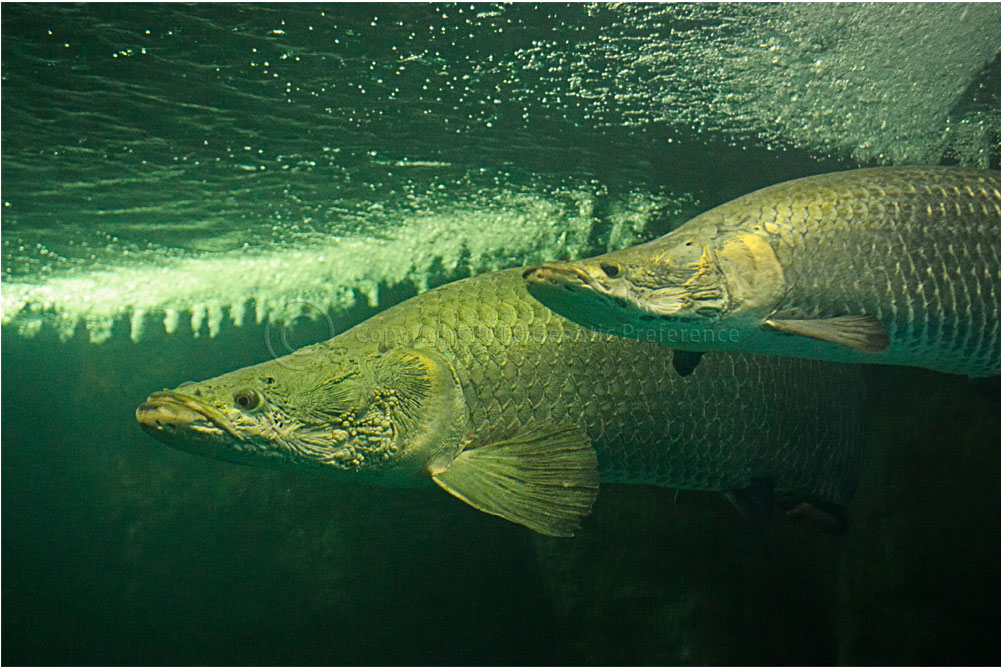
[135,391,208,429]
[136,399,204,428]
[523,262,598,291]
[135,390,243,440]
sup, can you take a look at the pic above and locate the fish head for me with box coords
[523,233,729,337]
[136,342,468,486]
[525,224,788,338]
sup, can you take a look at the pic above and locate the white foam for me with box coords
[4,5,997,344]
[2,190,679,342]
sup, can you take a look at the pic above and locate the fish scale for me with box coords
[358,269,862,503]
[138,268,867,534]
[737,167,1001,374]
[527,167,1001,377]
[779,170,994,367]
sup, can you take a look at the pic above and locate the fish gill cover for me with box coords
[2,3,999,343]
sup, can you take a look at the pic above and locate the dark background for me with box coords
[3,4,1001,665]
[5,320,1001,664]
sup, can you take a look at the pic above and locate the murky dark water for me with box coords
[3,4,1000,665]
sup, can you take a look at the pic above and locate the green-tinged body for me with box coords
[138,269,863,536]
[526,167,1001,377]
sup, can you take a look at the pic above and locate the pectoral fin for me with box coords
[430,424,599,537]
[672,350,705,377]
[764,315,889,352]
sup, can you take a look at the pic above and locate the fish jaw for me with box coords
[523,262,636,336]
[137,390,241,438]
[136,385,351,470]
[135,390,256,463]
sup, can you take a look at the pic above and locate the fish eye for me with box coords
[233,389,261,411]
[599,262,621,278]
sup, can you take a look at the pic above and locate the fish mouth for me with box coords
[523,262,627,334]
[525,263,711,321]
[523,262,601,293]
[136,390,243,440]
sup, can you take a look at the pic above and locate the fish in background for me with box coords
[524,167,1001,378]
[137,269,863,537]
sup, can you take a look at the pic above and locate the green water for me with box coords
[3,3,1000,665]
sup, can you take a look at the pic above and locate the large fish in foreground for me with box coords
[137,269,863,536]
[525,167,1001,377]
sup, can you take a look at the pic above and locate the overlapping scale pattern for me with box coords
[694,167,1001,375]
[357,269,863,506]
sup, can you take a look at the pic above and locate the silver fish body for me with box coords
[525,167,1001,377]
[137,269,863,536]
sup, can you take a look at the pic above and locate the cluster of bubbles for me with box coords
[2,3,998,343]
[2,187,683,342]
